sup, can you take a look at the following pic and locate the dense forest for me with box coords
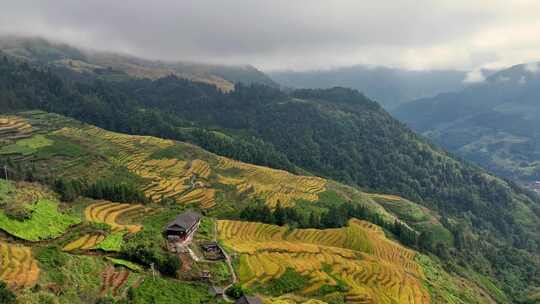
[1,54,540,299]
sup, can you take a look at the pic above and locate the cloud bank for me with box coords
[1,0,540,71]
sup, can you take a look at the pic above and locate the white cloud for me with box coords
[463,70,486,84]
[524,62,540,73]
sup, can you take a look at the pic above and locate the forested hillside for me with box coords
[0,54,539,301]
[393,62,540,184]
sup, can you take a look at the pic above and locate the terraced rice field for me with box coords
[55,126,325,209]
[62,234,107,251]
[100,264,133,297]
[0,242,40,290]
[176,188,216,209]
[0,116,33,141]
[133,158,214,205]
[217,157,326,208]
[218,220,429,304]
[84,202,149,233]
[59,126,217,207]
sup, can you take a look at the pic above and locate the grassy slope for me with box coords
[0,111,503,303]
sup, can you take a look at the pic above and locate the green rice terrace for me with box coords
[0,111,506,303]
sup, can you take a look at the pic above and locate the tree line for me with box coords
[239,201,419,249]
[0,157,149,204]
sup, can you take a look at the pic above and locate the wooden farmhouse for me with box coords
[163,210,201,242]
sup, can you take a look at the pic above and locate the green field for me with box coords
[0,134,53,156]
[0,199,81,241]
[93,232,126,252]
[105,257,143,272]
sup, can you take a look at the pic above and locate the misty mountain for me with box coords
[393,62,540,183]
[0,36,277,91]
[269,65,470,109]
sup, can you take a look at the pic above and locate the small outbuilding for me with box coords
[209,286,224,297]
[163,210,201,241]
[201,242,220,252]
[200,270,211,280]
[200,241,226,260]
[235,295,263,304]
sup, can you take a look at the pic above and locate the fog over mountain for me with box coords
[269,66,468,108]
[2,0,540,72]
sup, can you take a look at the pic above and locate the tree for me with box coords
[225,283,244,299]
[0,281,16,304]
[274,202,285,226]
[158,253,180,277]
[54,178,78,202]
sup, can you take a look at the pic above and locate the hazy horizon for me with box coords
[2,1,540,75]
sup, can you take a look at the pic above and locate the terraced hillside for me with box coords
[0,112,506,303]
[217,157,325,208]
[0,112,328,212]
[218,219,428,304]
[0,242,40,290]
[0,116,33,141]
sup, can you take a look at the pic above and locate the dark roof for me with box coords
[236,295,263,304]
[165,210,201,232]
[201,242,219,249]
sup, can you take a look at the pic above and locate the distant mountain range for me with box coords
[269,65,475,109]
[0,36,277,91]
[393,62,540,184]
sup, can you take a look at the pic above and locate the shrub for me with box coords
[159,253,180,276]
[4,208,32,221]
[36,246,67,268]
[225,283,244,299]
[0,281,16,304]
[120,231,180,277]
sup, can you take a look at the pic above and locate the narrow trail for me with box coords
[213,219,237,283]
[213,219,238,302]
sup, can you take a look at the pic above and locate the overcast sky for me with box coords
[1,0,540,71]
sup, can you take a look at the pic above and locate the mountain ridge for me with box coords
[0,53,539,302]
[0,36,278,92]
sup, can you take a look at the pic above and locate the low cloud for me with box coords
[463,70,486,84]
[524,62,540,73]
[1,0,540,71]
